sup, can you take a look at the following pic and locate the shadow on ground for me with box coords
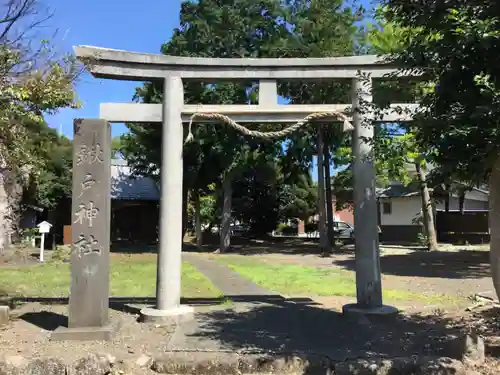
[188,238,332,256]
[111,237,433,257]
[182,300,490,361]
[111,236,330,256]
[18,311,68,331]
[333,250,490,279]
[10,295,300,330]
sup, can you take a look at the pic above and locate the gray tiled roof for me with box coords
[376,185,420,198]
[110,159,160,200]
[377,183,489,199]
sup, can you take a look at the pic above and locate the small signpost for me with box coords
[37,221,52,263]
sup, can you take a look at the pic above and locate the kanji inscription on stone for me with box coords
[73,234,102,258]
[73,201,99,227]
[69,119,111,329]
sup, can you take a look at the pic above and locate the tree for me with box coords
[281,173,318,223]
[365,14,438,250]
[122,0,289,252]
[0,0,80,250]
[111,136,125,159]
[279,0,363,252]
[22,121,72,210]
[379,0,500,293]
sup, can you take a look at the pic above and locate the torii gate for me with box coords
[52,46,417,341]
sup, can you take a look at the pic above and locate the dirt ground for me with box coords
[0,246,42,268]
[1,302,173,368]
[2,300,500,374]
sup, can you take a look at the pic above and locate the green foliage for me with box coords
[21,122,73,209]
[0,45,80,173]
[121,0,366,230]
[381,0,500,182]
[122,0,288,189]
[275,223,298,236]
[20,227,38,246]
[51,244,71,263]
[232,160,284,235]
[281,173,318,221]
[111,136,124,159]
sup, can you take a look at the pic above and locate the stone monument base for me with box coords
[140,305,194,324]
[342,303,399,317]
[50,321,120,342]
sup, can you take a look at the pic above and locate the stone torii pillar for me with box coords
[342,76,397,316]
[140,76,194,321]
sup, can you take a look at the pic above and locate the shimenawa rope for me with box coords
[184,111,354,144]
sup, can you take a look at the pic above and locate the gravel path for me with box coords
[183,253,272,296]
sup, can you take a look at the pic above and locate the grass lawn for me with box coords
[215,255,458,306]
[0,253,221,298]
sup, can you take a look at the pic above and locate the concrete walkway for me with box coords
[183,253,271,296]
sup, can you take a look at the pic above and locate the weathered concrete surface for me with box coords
[351,77,384,309]
[0,353,472,375]
[75,45,418,80]
[342,303,399,317]
[0,305,9,325]
[140,305,194,325]
[183,254,272,296]
[151,352,328,375]
[50,322,119,342]
[156,76,184,311]
[68,119,111,330]
[0,354,114,375]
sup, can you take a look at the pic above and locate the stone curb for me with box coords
[151,352,328,375]
[0,305,9,326]
[0,353,472,375]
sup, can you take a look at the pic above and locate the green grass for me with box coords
[0,254,221,298]
[215,256,457,306]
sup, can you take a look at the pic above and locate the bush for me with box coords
[275,223,288,233]
[52,245,71,262]
[20,227,38,247]
[282,226,298,236]
[275,223,298,236]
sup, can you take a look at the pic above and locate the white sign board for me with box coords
[37,221,52,234]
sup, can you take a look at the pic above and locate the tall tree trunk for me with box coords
[194,191,202,250]
[323,128,335,247]
[182,187,189,242]
[459,189,465,214]
[219,175,232,253]
[0,169,23,252]
[415,162,438,251]
[0,171,9,252]
[489,154,500,302]
[444,182,450,212]
[317,126,330,254]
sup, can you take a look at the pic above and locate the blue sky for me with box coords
[44,0,371,178]
[45,0,372,139]
[45,0,184,138]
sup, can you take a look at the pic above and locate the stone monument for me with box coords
[52,119,115,340]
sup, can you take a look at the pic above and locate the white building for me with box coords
[377,183,488,242]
